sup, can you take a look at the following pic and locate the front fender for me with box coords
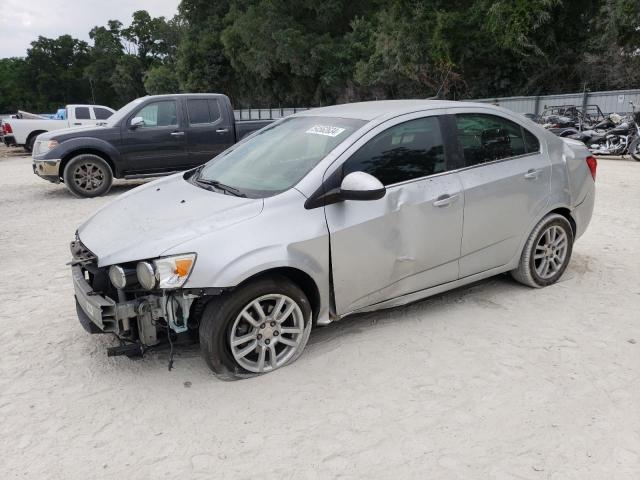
[163,189,332,323]
[46,137,122,174]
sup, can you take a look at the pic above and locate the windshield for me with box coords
[105,97,146,127]
[196,116,365,198]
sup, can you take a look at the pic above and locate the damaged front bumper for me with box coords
[71,257,201,356]
[32,158,62,183]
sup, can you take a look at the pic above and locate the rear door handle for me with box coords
[216,128,229,133]
[524,168,541,179]
[73,122,81,125]
[433,193,459,208]
[170,131,185,137]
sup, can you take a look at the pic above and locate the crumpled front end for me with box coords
[70,237,212,359]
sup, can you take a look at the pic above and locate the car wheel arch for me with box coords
[26,130,47,150]
[60,149,116,179]
[230,267,322,326]
[549,206,576,236]
[510,204,576,270]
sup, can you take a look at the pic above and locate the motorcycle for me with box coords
[568,107,640,160]
[627,110,640,162]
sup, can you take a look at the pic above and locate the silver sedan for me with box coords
[71,100,596,378]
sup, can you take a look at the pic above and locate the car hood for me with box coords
[78,174,264,267]
[41,124,109,141]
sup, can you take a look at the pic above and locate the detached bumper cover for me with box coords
[33,158,62,183]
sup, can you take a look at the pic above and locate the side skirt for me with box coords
[338,263,516,319]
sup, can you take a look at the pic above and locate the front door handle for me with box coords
[73,122,81,125]
[433,193,459,208]
[216,128,229,133]
[170,131,185,136]
[524,168,541,179]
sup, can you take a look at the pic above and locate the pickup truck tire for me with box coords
[63,154,113,198]
[199,275,312,380]
[24,133,39,153]
[511,213,574,288]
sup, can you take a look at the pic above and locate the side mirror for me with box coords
[339,171,386,201]
[130,116,145,128]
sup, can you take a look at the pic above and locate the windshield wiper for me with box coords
[196,178,246,197]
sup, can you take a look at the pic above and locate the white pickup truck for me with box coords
[2,104,115,152]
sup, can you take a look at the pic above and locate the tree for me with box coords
[176,0,237,97]
[23,35,91,111]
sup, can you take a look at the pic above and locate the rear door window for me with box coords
[93,107,113,120]
[187,98,223,125]
[208,99,221,123]
[343,116,447,186]
[523,128,541,153]
[75,107,91,120]
[455,114,527,166]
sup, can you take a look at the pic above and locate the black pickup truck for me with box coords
[32,93,273,197]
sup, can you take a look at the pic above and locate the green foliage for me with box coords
[0,1,639,113]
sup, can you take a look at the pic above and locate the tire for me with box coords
[511,213,574,288]
[199,275,312,380]
[629,138,640,161]
[24,135,36,153]
[63,154,113,198]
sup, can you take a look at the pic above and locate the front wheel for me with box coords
[629,138,640,161]
[199,275,312,380]
[63,154,113,198]
[511,213,574,288]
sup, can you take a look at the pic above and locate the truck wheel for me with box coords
[25,135,36,153]
[199,275,312,380]
[63,154,113,198]
[511,213,574,288]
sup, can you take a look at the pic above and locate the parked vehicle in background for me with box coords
[32,94,273,197]
[568,103,640,160]
[538,104,606,137]
[1,114,17,143]
[68,100,596,378]
[3,104,115,152]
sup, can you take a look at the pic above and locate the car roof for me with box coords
[297,100,490,121]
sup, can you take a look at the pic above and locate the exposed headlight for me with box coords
[136,254,196,290]
[136,261,157,290]
[108,265,136,289]
[34,139,59,156]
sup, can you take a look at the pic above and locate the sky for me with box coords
[0,0,181,58]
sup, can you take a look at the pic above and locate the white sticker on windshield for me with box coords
[306,125,346,137]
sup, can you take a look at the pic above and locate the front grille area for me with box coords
[69,238,113,297]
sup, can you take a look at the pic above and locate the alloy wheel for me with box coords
[229,294,305,373]
[73,162,105,192]
[534,225,568,279]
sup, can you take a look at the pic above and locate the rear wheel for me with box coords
[511,213,574,288]
[199,275,312,380]
[25,134,36,153]
[629,138,640,161]
[63,154,113,198]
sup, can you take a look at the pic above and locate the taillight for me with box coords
[4,122,12,134]
[586,155,597,181]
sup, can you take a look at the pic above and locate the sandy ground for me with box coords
[0,145,639,479]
